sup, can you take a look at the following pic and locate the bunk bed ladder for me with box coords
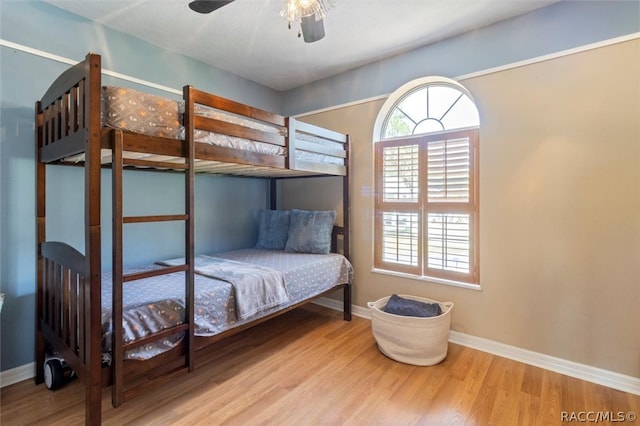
[110,107,195,406]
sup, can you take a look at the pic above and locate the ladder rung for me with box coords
[123,214,188,224]
[122,323,189,351]
[123,264,189,282]
[123,158,189,170]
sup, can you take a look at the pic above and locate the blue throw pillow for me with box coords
[285,209,336,254]
[255,209,290,250]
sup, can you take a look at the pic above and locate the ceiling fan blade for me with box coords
[189,0,235,14]
[301,16,325,43]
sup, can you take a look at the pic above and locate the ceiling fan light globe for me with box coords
[301,15,325,43]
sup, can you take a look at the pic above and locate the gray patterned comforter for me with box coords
[101,249,353,360]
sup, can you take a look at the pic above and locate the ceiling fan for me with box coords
[188,0,235,14]
[188,0,329,43]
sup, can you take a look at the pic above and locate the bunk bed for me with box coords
[35,53,351,425]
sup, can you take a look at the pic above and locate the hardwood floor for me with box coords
[2,304,639,425]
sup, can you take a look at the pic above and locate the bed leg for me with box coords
[34,329,46,384]
[343,284,352,321]
[87,372,102,425]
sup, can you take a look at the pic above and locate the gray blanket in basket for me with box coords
[384,294,442,317]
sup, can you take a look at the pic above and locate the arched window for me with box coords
[373,77,480,285]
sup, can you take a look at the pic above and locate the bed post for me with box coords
[183,85,196,373]
[111,129,125,407]
[84,52,103,426]
[285,117,296,170]
[35,101,46,385]
[343,135,350,260]
[343,135,352,321]
[269,178,277,209]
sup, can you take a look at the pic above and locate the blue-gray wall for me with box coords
[1,0,638,373]
[0,2,280,371]
[282,1,640,115]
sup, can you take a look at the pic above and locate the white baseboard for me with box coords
[4,300,638,396]
[0,362,34,388]
[446,331,640,396]
[313,298,640,396]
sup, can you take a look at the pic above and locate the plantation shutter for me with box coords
[375,129,478,283]
[427,137,470,202]
[425,135,473,277]
[375,80,479,284]
[376,142,421,274]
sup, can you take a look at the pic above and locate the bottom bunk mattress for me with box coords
[101,249,353,361]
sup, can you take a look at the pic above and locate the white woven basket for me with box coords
[368,295,453,366]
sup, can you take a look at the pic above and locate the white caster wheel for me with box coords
[44,359,65,390]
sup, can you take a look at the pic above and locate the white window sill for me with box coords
[371,268,482,291]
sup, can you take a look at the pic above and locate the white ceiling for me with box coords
[44,0,560,91]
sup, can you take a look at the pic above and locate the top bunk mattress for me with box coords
[102,86,285,156]
[100,86,345,165]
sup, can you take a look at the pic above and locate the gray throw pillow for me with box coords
[285,209,336,254]
[255,209,290,250]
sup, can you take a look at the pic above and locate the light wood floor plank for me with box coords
[2,305,638,425]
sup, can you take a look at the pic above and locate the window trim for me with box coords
[371,267,482,292]
[373,76,480,287]
[373,77,477,141]
[374,128,479,285]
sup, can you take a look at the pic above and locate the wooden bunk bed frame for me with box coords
[35,53,351,424]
